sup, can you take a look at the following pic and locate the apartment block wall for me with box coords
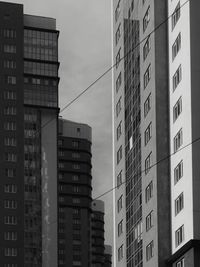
[140,0,171,265]
[58,119,92,267]
[0,2,25,266]
[112,0,126,266]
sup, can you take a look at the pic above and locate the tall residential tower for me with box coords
[112,0,200,266]
[0,2,59,266]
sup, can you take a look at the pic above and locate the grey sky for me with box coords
[3,0,113,246]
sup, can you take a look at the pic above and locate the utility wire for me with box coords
[38,0,189,134]
[94,135,199,200]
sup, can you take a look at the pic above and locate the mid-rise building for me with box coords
[0,2,59,266]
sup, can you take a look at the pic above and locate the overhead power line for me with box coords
[93,134,198,200]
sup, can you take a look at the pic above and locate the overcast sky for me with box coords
[3,0,113,246]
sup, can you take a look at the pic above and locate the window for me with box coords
[172,33,181,60]
[117,121,122,140]
[172,2,180,30]
[116,48,121,68]
[4,216,17,225]
[73,219,81,225]
[143,6,150,32]
[144,93,151,117]
[175,193,184,215]
[59,163,64,169]
[4,184,17,193]
[144,122,152,145]
[73,164,80,170]
[4,232,17,241]
[116,72,122,93]
[58,139,63,146]
[73,198,80,204]
[115,23,121,45]
[118,245,123,261]
[146,241,154,261]
[176,258,185,267]
[145,181,153,202]
[4,29,16,38]
[143,36,151,61]
[4,264,18,267]
[174,160,183,184]
[58,150,64,157]
[4,137,17,146]
[144,64,151,88]
[115,0,121,23]
[73,186,80,193]
[173,97,182,122]
[117,146,122,164]
[146,211,153,231]
[4,91,16,100]
[5,168,16,178]
[145,152,152,174]
[7,76,16,84]
[116,97,122,117]
[72,141,79,148]
[72,175,79,181]
[117,170,122,188]
[174,129,183,153]
[118,220,123,236]
[117,195,123,212]
[5,153,17,162]
[4,106,17,115]
[4,122,16,131]
[4,44,16,53]
[4,200,17,209]
[4,248,17,257]
[175,225,184,247]
[4,60,16,69]
[173,65,182,91]
[72,153,80,159]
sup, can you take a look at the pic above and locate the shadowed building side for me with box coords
[58,118,92,267]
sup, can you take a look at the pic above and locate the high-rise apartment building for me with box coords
[58,119,92,267]
[112,0,200,266]
[58,119,112,267]
[91,200,112,267]
[0,2,59,267]
[91,200,106,267]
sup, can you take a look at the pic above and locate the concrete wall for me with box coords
[168,0,194,253]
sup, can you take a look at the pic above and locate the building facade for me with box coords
[91,200,112,267]
[167,0,200,266]
[91,200,106,267]
[0,2,59,267]
[58,120,112,267]
[113,0,200,267]
[58,119,92,267]
[112,0,181,266]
